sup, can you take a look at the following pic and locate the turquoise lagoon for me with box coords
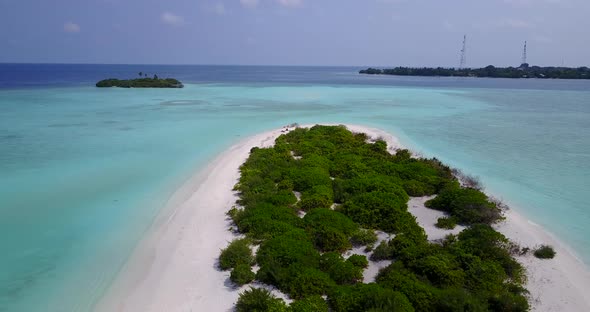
[1,66,590,311]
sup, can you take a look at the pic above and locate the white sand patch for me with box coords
[495,209,590,311]
[344,230,393,283]
[408,196,466,241]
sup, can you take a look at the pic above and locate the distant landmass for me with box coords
[360,64,590,79]
[96,75,184,88]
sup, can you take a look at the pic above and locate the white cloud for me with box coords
[161,12,185,26]
[214,3,226,15]
[63,22,80,33]
[240,0,259,8]
[277,0,302,8]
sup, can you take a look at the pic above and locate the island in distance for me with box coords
[360,64,590,79]
[96,73,184,88]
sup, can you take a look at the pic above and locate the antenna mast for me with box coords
[521,41,527,65]
[459,35,467,69]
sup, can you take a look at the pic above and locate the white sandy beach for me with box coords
[97,124,590,312]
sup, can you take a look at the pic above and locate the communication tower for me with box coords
[459,35,467,69]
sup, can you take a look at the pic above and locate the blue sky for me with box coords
[0,0,588,67]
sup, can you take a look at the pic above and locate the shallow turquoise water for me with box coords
[1,81,589,311]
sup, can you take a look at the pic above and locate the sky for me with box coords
[0,0,589,67]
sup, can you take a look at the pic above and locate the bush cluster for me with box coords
[219,238,254,271]
[534,245,556,259]
[435,216,457,229]
[425,182,503,225]
[236,288,288,312]
[231,264,256,286]
[222,125,530,311]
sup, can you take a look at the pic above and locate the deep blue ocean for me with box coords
[1,64,589,311]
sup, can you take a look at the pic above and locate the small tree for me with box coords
[138,72,143,77]
[153,74,159,80]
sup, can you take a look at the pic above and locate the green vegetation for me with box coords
[236,288,288,312]
[533,245,556,259]
[435,216,458,229]
[231,264,256,286]
[222,125,531,311]
[360,65,590,79]
[96,76,183,88]
[350,229,378,247]
[219,238,254,270]
[290,295,329,312]
[425,182,503,225]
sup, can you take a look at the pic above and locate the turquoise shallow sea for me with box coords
[0,65,589,311]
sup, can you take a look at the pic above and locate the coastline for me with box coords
[96,124,590,312]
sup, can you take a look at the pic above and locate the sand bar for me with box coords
[97,124,590,312]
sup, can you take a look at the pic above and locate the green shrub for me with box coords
[231,264,256,286]
[455,225,526,284]
[425,182,502,225]
[319,252,363,285]
[487,291,529,312]
[256,236,320,269]
[403,180,436,197]
[219,239,254,270]
[350,228,378,246]
[533,245,556,259]
[435,288,488,312]
[370,241,394,261]
[303,208,358,236]
[290,167,332,192]
[310,226,352,253]
[341,191,409,233]
[236,287,288,312]
[289,295,329,312]
[375,262,437,311]
[347,254,369,269]
[409,253,465,287]
[288,268,335,299]
[329,284,415,312]
[435,216,457,229]
[299,193,333,211]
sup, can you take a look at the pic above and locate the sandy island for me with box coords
[96,124,590,312]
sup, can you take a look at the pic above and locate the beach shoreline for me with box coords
[96,124,590,312]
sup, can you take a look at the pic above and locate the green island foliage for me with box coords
[231,263,256,286]
[435,216,458,229]
[533,245,556,259]
[225,125,531,311]
[425,182,503,225]
[359,65,590,79]
[96,75,184,88]
[236,288,288,312]
[219,238,254,271]
[350,228,378,247]
[289,295,329,312]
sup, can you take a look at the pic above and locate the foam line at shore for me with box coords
[96,124,590,312]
